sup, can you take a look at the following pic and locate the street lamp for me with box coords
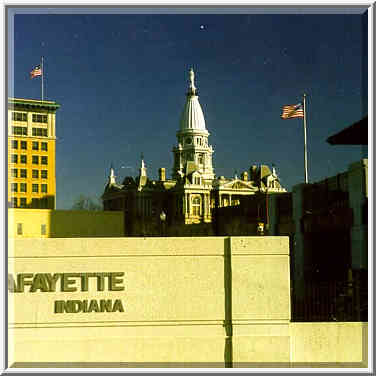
[160,211,166,237]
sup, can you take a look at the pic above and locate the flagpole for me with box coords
[303,93,308,184]
[41,56,44,101]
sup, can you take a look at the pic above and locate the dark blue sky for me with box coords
[10,10,367,209]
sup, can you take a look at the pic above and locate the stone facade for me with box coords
[8,237,367,366]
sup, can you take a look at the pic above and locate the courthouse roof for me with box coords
[179,69,207,132]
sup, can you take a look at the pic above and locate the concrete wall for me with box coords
[8,237,367,367]
[290,322,367,365]
[8,209,124,238]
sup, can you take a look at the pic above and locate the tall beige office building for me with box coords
[8,98,60,209]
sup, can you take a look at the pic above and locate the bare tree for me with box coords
[71,195,102,211]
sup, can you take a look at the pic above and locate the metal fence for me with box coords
[292,279,367,322]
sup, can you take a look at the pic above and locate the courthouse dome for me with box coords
[179,68,207,132]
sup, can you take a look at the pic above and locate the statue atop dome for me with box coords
[189,68,197,95]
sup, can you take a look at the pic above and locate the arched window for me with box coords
[192,196,201,216]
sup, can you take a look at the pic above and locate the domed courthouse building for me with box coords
[102,69,286,236]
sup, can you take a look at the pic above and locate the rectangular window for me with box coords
[21,141,27,149]
[11,198,17,208]
[20,183,27,193]
[41,156,48,165]
[32,170,39,179]
[20,198,27,207]
[41,184,47,193]
[20,169,27,178]
[11,140,18,149]
[32,141,39,150]
[11,154,18,163]
[12,126,27,135]
[11,183,18,192]
[32,114,48,123]
[41,224,46,236]
[11,169,17,178]
[12,112,27,122]
[41,142,48,151]
[32,128,48,137]
[32,156,39,164]
[32,184,39,193]
[41,170,47,179]
[17,223,23,235]
[20,155,27,164]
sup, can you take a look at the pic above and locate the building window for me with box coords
[11,169,18,178]
[32,184,39,193]
[11,183,18,192]
[11,154,18,163]
[194,177,201,185]
[11,198,17,208]
[32,114,48,123]
[192,196,201,216]
[11,140,18,149]
[17,223,23,235]
[41,156,48,165]
[32,156,39,164]
[32,128,48,137]
[41,224,47,235]
[21,141,27,149]
[20,183,27,193]
[198,154,203,164]
[32,170,39,179]
[32,141,39,150]
[12,126,27,135]
[40,197,48,209]
[41,184,47,193]
[41,142,48,151]
[20,155,27,164]
[12,112,27,122]
[20,169,27,178]
[41,170,47,179]
[20,198,27,207]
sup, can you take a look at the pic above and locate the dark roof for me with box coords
[8,97,60,111]
[327,117,368,145]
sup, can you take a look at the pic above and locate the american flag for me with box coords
[30,65,42,79]
[281,103,304,119]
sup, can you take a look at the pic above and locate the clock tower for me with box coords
[172,68,215,184]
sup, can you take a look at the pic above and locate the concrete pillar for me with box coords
[348,159,368,270]
[292,183,306,299]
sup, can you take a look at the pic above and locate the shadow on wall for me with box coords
[8,208,124,238]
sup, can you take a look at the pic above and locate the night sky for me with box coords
[9,9,368,209]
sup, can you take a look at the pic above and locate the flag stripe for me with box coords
[281,103,304,119]
[30,65,42,79]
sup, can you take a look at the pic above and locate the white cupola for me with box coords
[172,68,215,182]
